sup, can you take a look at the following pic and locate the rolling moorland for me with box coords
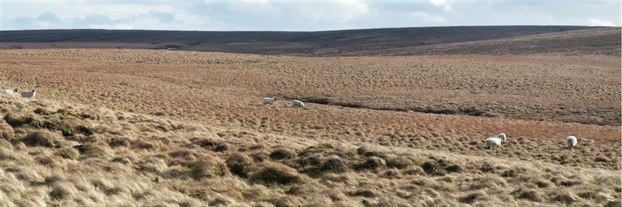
[0,26,620,206]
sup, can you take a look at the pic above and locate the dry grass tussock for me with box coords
[0,49,619,206]
[0,97,618,206]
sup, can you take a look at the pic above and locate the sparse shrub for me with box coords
[74,142,111,158]
[382,169,402,178]
[577,190,613,201]
[297,154,323,167]
[23,130,63,148]
[421,160,445,176]
[298,143,334,157]
[250,163,304,185]
[57,147,80,160]
[535,179,553,188]
[501,169,518,177]
[136,157,168,173]
[111,157,132,165]
[270,148,296,160]
[214,143,229,152]
[468,176,507,190]
[226,153,254,177]
[349,189,378,198]
[355,156,386,172]
[191,137,226,152]
[403,166,425,175]
[513,187,543,202]
[33,107,52,115]
[459,191,487,204]
[169,149,198,160]
[42,120,74,136]
[190,158,228,179]
[605,200,622,207]
[0,122,15,140]
[445,164,462,173]
[108,136,131,148]
[595,156,611,163]
[356,146,385,158]
[420,159,460,175]
[319,155,348,173]
[386,156,413,169]
[479,163,495,173]
[131,139,158,150]
[560,179,582,187]
[272,195,302,207]
[49,182,74,200]
[550,191,579,204]
[286,184,319,195]
[37,155,62,167]
[75,125,95,136]
[251,152,269,163]
[4,112,42,128]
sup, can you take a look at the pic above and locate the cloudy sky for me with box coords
[1,0,620,31]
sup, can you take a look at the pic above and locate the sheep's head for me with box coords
[498,133,507,143]
[13,88,18,92]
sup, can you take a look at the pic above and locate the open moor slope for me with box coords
[1,26,617,56]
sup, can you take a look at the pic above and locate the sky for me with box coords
[1,0,620,31]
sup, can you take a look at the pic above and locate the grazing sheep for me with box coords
[485,133,507,150]
[498,133,507,142]
[263,97,277,105]
[566,136,578,149]
[20,90,36,99]
[1,88,18,96]
[292,100,304,107]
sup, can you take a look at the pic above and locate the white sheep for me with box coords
[292,100,304,107]
[20,90,36,99]
[1,88,18,97]
[566,136,578,149]
[263,97,277,105]
[485,133,507,150]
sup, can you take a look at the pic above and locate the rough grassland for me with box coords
[0,48,619,206]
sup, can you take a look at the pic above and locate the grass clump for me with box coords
[42,120,74,136]
[56,147,80,160]
[190,158,228,180]
[0,122,15,140]
[319,155,349,174]
[354,156,386,172]
[550,191,580,204]
[251,163,304,185]
[4,112,42,128]
[459,191,487,204]
[513,187,544,202]
[75,125,95,136]
[226,153,255,177]
[23,130,63,148]
[298,143,334,157]
[270,147,296,160]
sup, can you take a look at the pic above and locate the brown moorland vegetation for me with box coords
[0,27,620,206]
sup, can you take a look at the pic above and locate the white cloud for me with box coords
[1,0,620,31]
[409,11,445,22]
[429,0,452,12]
[291,0,371,23]
[587,18,616,26]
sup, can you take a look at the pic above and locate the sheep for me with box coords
[263,97,277,105]
[20,90,36,99]
[485,133,507,150]
[566,136,578,149]
[1,88,18,96]
[292,100,304,107]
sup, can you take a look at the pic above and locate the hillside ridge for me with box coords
[1,26,616,56]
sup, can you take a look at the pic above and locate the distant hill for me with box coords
[0,26,619,56]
